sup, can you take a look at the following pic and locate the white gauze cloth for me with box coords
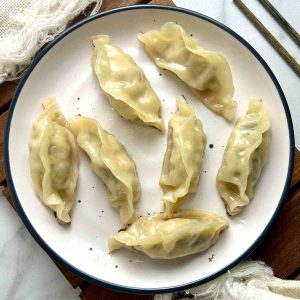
[155,261,300,300]
[0,0,102,83]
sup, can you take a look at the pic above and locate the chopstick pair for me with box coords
[234,0,300,77]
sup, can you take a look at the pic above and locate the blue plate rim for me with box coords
[4,4,295,295]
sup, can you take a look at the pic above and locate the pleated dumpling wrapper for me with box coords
[109,210,228,259]
[160,96,207,217]
[29,97,79,224]
[70,116,140,224]
[217,98,271,215]
[138,22,237,121]
[91,35,164,131]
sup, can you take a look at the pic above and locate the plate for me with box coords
[4,5,294,294]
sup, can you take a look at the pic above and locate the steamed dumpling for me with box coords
[109,210,228,259]
[217,98,271,215]
[92,35,164,131]
[160,96,207,217]
[70,116,140,224]
[138,22,237,121]
[29,97,79,224]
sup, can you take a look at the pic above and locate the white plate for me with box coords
[5,5,294,294]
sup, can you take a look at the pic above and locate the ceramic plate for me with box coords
[5,5,294,294]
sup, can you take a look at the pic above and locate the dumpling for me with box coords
[91,35,164,131]
[70,116,140,224]
[216,98,271,215]
[108,210,228,259]
[29,97,79,224]
[160,96,207,217]
[138,22,237,121]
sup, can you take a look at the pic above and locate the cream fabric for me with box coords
[155,261,300,300]
[0,0,102,83]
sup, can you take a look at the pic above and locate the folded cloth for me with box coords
[0,0,102,83]
[155,261,300,300]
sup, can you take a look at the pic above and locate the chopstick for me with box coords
[234,0,300,77]
[258,0,300,46]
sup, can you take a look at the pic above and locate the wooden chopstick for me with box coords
[258,0,300,46]
[234,0,300,77]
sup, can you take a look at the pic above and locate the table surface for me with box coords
[0,0,299,299]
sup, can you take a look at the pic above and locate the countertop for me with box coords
[0,1,299,299]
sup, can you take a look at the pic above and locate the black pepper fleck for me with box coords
[115,265,118,268]
[53,211,57,218]
[204,171,207,173]
[190,33,193,37]
[77,97,80,100]
[209,144,214,149]
[89,247,93,251]
[208,254,215,262]
[147,213,150,216]
[118,228,126,232]
[78,200,81,203]
[101,210,104,213]
[159,73,162,76]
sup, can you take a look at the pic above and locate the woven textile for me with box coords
[0,0,102,83]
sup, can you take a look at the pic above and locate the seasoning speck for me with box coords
[76,113,82,116]
[209,144,214,149]
[53,211,57,218]
[78,200,81,203]
[115,265,118,268]
[77,97,80,100]
[190,33,193,37]
[118,228,126,233]
[92,186,95,189]
[147,213,150,216]
[204,171,207,174]
[89,247,93,251]
[101,210,104,213]
[208,254,215,262]
[159,73,162,76]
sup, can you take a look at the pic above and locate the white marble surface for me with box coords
[0,1,299,299]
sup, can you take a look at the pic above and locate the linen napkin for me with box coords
[0,0,102,83]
